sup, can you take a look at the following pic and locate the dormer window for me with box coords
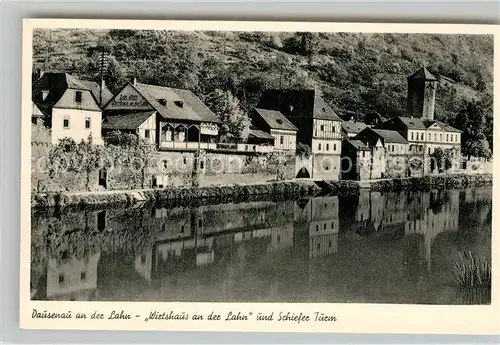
[75,91,82,103]
[158,99,167,106]
[276,119,283,125]
[42,90,49,101]
[174,101,184,108]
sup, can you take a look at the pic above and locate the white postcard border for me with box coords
[20,19,500,335]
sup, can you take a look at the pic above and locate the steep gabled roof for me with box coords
[256,89,342,122]
[32,72,101,113]
[395,116,426,130]
[423,119,462,133]
[370,128,408,144]
[102,111,156,130]
[132,83,221,124]
[407,67,437,81]
[253,108,298,131]
[32,102,45,118]
[79,80,114,107]
[248,129,275,140]
[341,121,367,134]
[345,139,370,151]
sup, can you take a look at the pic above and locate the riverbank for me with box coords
[31,180,322,209]
[322,173,492,193]
[31,173,492,209]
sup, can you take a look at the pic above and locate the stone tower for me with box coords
[407,67,437,120]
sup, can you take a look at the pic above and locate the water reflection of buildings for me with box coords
[32,187,476,300]
[38,253,101,301]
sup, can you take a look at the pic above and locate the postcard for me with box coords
[20,19,499,334]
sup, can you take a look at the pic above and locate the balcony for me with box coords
[160,141,217,150]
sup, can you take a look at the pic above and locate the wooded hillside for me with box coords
[32,29,494,157]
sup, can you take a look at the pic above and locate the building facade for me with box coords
[32,72,107,145]
[104,80,222,150]
[256,90,343,180]
[251,108,298,152]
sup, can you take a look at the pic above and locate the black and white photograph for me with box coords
[20,19,498,334]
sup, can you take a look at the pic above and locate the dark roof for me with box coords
[407,67,437,81]
[370,129,409,144]
[256,89,342,122]
[132,83,221,124]
[342,121,367,134]
[345,139,370,151]
[32,72,101,113]
[253,108,298,131]
[395,116,426,130]
[423,120,462,133]
[102,111,155,130]
[248,129,275,140]
[79,80,114,107]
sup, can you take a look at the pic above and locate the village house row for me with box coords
[32,66,464,183]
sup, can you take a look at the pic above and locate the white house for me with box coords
[32,72,109,145]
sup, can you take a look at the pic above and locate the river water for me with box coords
[30,187,492,304]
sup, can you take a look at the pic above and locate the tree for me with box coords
[105,131,155,188]
[455,99,492,159]
[205,89,251,142]
[431,147,455,172]
[76,136,104,190]
[284,32,320,56]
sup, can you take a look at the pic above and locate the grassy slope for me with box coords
[32,29,493,121]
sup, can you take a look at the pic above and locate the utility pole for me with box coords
[99,50,109,106]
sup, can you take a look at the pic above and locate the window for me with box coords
[329,240,332,248]
[440,134,443,141]
[181,225,185,233]
[80,272,86,282]
[63,117,70,129]
[162,160,168,169]
[392,145,395,152]
[446,134,449,142]
[434,133,436,141]
[141,254,146,264]
[200,161,204,169]
[411,132,414,140]
[58,274,65,286]
[280,136,284,145]
[428,133,431,140]
[420,133,424,140]
[428,148,431,154]
[145,129,150,139]
[334,144,337,151]
[75,91,82,103]
[318,143,322,151]
[331,222,334,229]
[326,143,330,151]
[198,219,203,228]
[332,126,336,132]
[362,151,365,158]
[317,243,321,251]
[316,225,319,231]
[85,117,91,129]
[320,125,324,131]
[183,157,187,164]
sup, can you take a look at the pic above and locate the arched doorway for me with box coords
[296,167,311,178]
